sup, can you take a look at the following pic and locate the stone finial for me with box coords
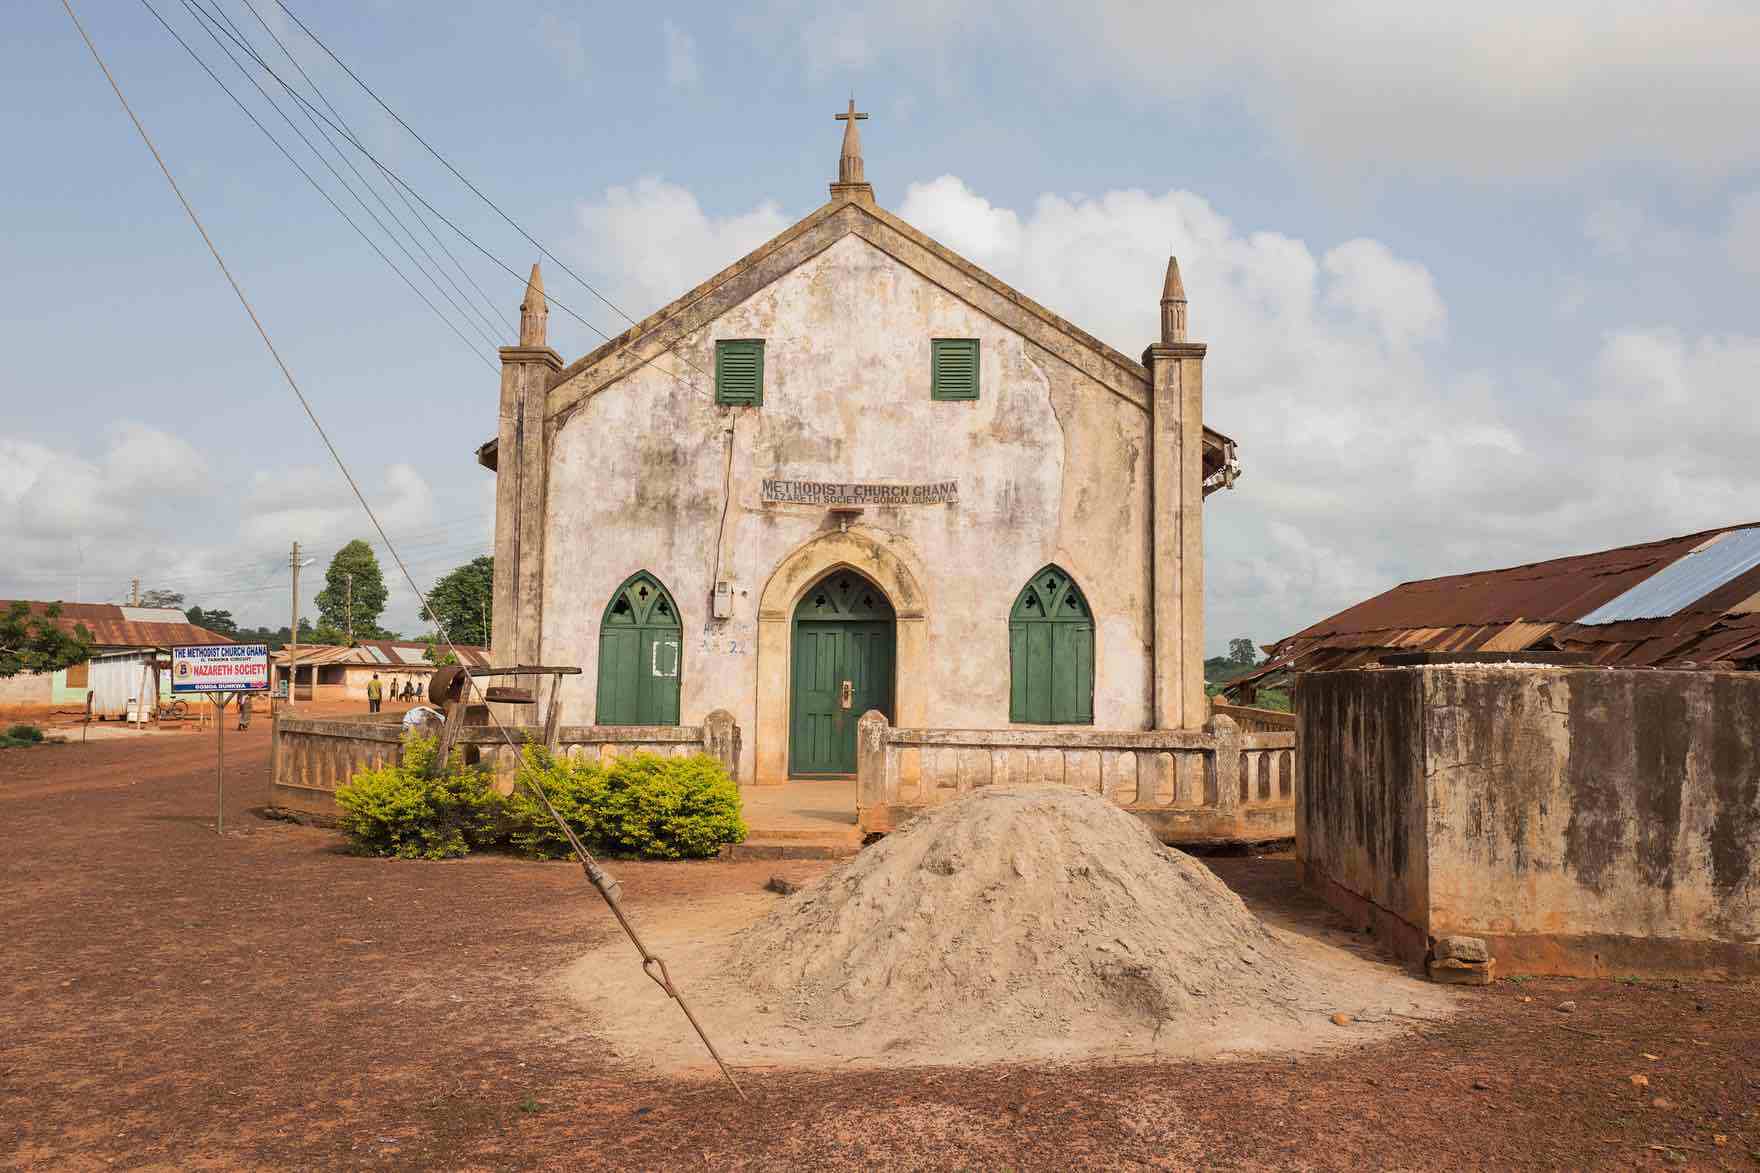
[836,97,867,183]
[1160,256,1188,344]
[518,262,548,347]
[830,98,875,205]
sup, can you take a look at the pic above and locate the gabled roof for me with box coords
[1229,523,1760,693]
[0,601,233,651]
[273,640,490,668]
[481,196,1237,484]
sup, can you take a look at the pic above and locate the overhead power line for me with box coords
[262,0,720,395]
[235,0,509,338]
[140,0,497,370]
[60,0,745,1094]
[270,1,689,346]
[226,0,509,344]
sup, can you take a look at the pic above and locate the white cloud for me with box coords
[894,175,1760,646]
[572,177,790,316]
[1321,239,1445,348]
[238,462,432,555]
[554,170,1760,649]
[761,0,1760,179]
[0,431,438,632]
[894,176,1021,270]
[663,19,700,87]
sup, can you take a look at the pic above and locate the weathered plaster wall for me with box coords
[0,670,54,707]
[1299,665,1760,976]
[1295,668,1429,957]
[540,233,1154,781]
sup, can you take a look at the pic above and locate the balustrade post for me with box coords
[703,708,742,782]
[857,709,892,814]
[1211,713,1241,813]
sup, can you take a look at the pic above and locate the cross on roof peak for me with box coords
[834,96,869,190]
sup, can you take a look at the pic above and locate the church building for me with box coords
[479,104,1240,785]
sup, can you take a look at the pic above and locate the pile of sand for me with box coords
[735,786,1314,1050]
[558,784,1455,1071]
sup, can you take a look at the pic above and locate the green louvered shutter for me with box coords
[715,339,764,405]
[931,338,979,400]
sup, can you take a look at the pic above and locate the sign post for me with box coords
[173,644,269,836]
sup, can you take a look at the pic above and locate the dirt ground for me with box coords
[3,721,1758,1170]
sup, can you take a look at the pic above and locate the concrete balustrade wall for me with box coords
[856,711,1296,845]
[269,709,740,822]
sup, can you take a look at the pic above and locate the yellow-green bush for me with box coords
[335,734,506,860]
[512,747,746,860]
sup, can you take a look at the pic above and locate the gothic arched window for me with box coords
[1008,565,1094,725]
[596,571,682,726]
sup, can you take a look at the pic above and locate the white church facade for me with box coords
[480,104,1241,787]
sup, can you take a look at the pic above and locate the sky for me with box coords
[3,1,1759,652]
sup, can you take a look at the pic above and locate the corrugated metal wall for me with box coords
[89,653,155,718]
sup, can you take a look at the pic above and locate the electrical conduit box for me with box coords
[713,581,733,619]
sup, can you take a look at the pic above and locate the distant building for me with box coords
[1231,524,1760,699]
[0,602,233,718]
[274,640,490,703]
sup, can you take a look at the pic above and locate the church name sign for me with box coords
[761,479,960,506]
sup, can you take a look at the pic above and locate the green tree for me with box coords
[425,555,493,647]
[314,540,391,641]
[1,602,93,678]
[137,588,185,609]
[1228,637,1258,667]
[185,605,239,637]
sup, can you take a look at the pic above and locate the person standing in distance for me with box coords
[367,673,383,714]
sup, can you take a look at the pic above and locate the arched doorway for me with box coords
[789,569,895,777]
[596,571,682,725]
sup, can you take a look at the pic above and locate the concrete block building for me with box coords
[479,106,1242,786]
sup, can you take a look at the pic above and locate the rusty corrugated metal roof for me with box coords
[1287,526,1753,640]
[1233,523,1760,695]
[274,641,490,668]
[0,600,233,650]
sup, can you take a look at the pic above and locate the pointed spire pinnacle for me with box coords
[1162,256,1186,302]
[1160,255,1189,344]
[518,262,548,347]
[830,97,875,205]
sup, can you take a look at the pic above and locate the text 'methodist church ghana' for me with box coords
[479,102,1241,785]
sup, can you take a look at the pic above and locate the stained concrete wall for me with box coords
[1299,665,1760,976]
[540,233,1155,782]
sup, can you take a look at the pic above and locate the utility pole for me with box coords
[289,542,303,708]
[345,572,354,643]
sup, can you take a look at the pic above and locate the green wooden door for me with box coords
[597,572,682,725]
[790,572,895,776]
[1009,565,1094,724]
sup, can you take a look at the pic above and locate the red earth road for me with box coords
[2,718,1757,1169]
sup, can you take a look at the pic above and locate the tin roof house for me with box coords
[1229,524,1760,699]
[0,602,234,718]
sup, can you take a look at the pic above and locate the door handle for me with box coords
[839,680,853,710]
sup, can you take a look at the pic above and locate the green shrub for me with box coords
[335,734,506,860]
[0,723,46,748]
[512,748,746,860]
[506,745,609,859]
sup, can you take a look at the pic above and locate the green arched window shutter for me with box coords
[596,571,682,726]
[1009,565,1094,724]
